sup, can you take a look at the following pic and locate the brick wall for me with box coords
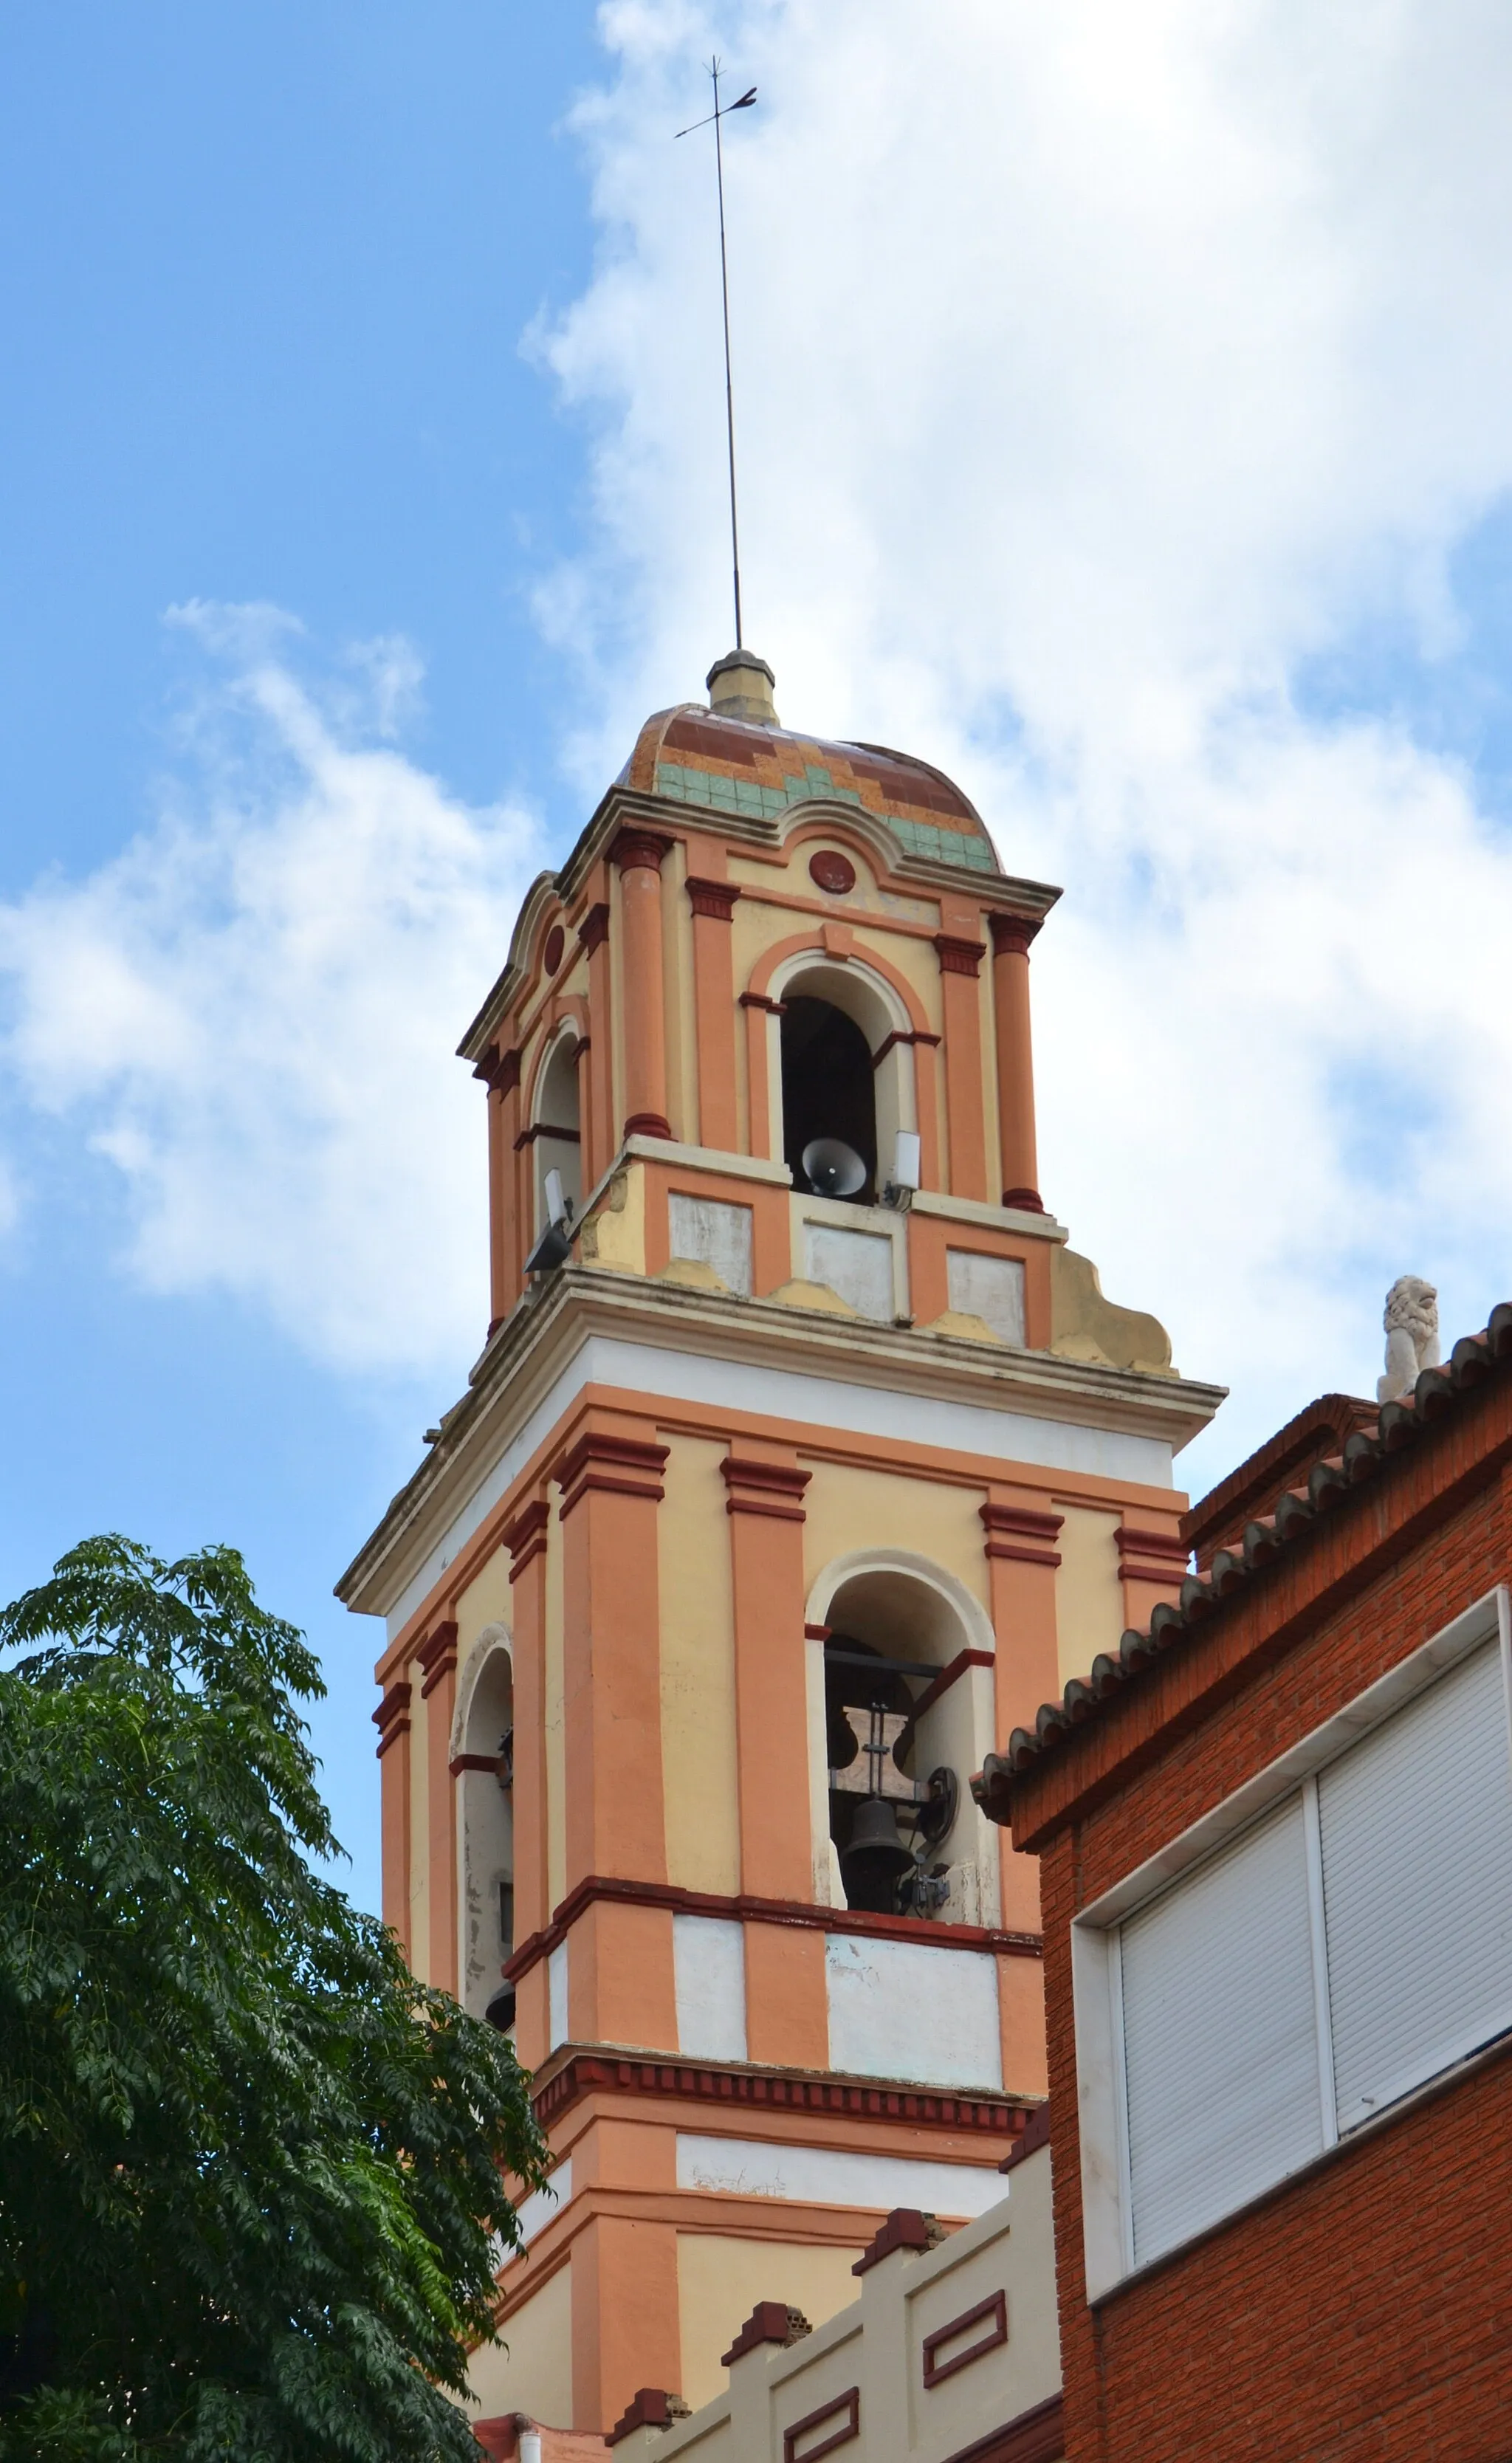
[1040,1383,1512,2462]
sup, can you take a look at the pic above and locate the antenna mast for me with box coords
[676,60,757,651]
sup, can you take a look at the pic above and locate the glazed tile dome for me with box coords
[619,703,1001,877]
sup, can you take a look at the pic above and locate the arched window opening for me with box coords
[456,1641,515,2025]
[533,1034,582,1232]
[822,1566,982,1921]
[781,996,876,1203]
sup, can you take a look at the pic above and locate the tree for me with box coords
[0,1536,547,2462]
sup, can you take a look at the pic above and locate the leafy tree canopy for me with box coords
[0,1536,546,2462]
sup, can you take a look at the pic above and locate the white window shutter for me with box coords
[1319,1638,1512,2131]
[1121,1796,1324,2267]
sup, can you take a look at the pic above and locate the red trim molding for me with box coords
[740,991,788,1015]
[871,1027,942,1071]
[922,2291,1008,2390]
[980,1504,1064,1570]
[556,1432,670,1519]
[853,2207,939,2275]
[506,1872,1042,1989]
[472,1043,523,1094]
[687,876,741,921]
[1000,1187,1045,1215]
[531,2046,1037,2138]
[577,901,611,957]
[502,1497,550,1578]
[897,1649,995,1753]
[934,933,986,979]
[938,2397,1062,2463]
[372,1679,412,1759]
[999,2100,1051,2173]
[623,1110,673,1140]
[514,1121,582,1150]
[987,914,1043,960]
[1117,1524,1189,1585]
[418,1618,458,1700]
[722,1456,811,1521]
[785,2390,859,2463]
[721,2302,811,2366]
[608,2390,688,2447]
[611,828,674,875]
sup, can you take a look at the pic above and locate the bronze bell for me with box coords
[840,1796,915,1912]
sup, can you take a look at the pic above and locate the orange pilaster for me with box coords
[724,1449,813,1901]
[989,915,1042,1212]
[1116,1517,1189,1632]
[482,1045,523,1325]
[744,1920,829,2070]
[577,888,614,1189]
[374,1675,413,1958]
[557,1426,670,1887]
[612,830,673,1141]
[572,2212,681,2434]
[419,1616,460,1994]
[934,930,989,1200]
[741,992,777,1166]
[687,873,740,1151]
[568,1897,677,2052]
[504,1496,552,1943]
[980,1495,1063,1934]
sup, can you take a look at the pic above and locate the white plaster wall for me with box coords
[669,1194,755,1295]
[825,1933,1003,2092]
[675,2134,1003,2217]
[509,2157,574,2251]
[674,1913,749,2061]
[804,1221,896,1320]
[946,1250,1025,1345]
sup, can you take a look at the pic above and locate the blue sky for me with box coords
[0,4,607,1903]
[6,1,1512,1915]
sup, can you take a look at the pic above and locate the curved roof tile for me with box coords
[620,704,1001,877]
[972,1302,1512,1813]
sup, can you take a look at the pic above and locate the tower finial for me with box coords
[675,59,757,651]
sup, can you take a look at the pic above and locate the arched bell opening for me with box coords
[532,1031,583,1232]
[453,1635,515,2024]
[820,1564,986,1923]
[780,996,877,1204]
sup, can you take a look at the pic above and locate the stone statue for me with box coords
[1377,1276,1440,1404]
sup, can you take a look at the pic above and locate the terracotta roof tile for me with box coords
[971,1308,1512,1815]
[621,704,1001,876]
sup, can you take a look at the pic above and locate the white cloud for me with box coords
[537,0,1512,1481]
[0,611,542,1377]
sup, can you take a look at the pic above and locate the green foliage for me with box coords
[0,1536,547,2462]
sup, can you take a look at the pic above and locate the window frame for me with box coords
[1072,1583,1512,2298]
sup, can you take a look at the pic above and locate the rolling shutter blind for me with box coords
[1121,1796,1324,2267]
[1319,1638,1512,2131]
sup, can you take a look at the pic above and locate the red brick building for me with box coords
[975,1306,1512,2462]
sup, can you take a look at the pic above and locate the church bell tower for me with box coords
[338,650,1222,2433]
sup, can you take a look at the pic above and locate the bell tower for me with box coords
[338,651,1223,2434]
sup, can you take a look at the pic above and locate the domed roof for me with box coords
[619,703,1001,878]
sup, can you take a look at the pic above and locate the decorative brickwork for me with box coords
[1019,1318,1512,2462]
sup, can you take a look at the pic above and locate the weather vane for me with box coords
[676,59,757,650]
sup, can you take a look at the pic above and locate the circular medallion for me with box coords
[808,849,856,896]
[543,924,566,975]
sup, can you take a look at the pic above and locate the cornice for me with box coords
[528,2042,1036,2140]
[456,779,1062,1067]
[337,1263,1226,1621]
[503,1872,1041,1993]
